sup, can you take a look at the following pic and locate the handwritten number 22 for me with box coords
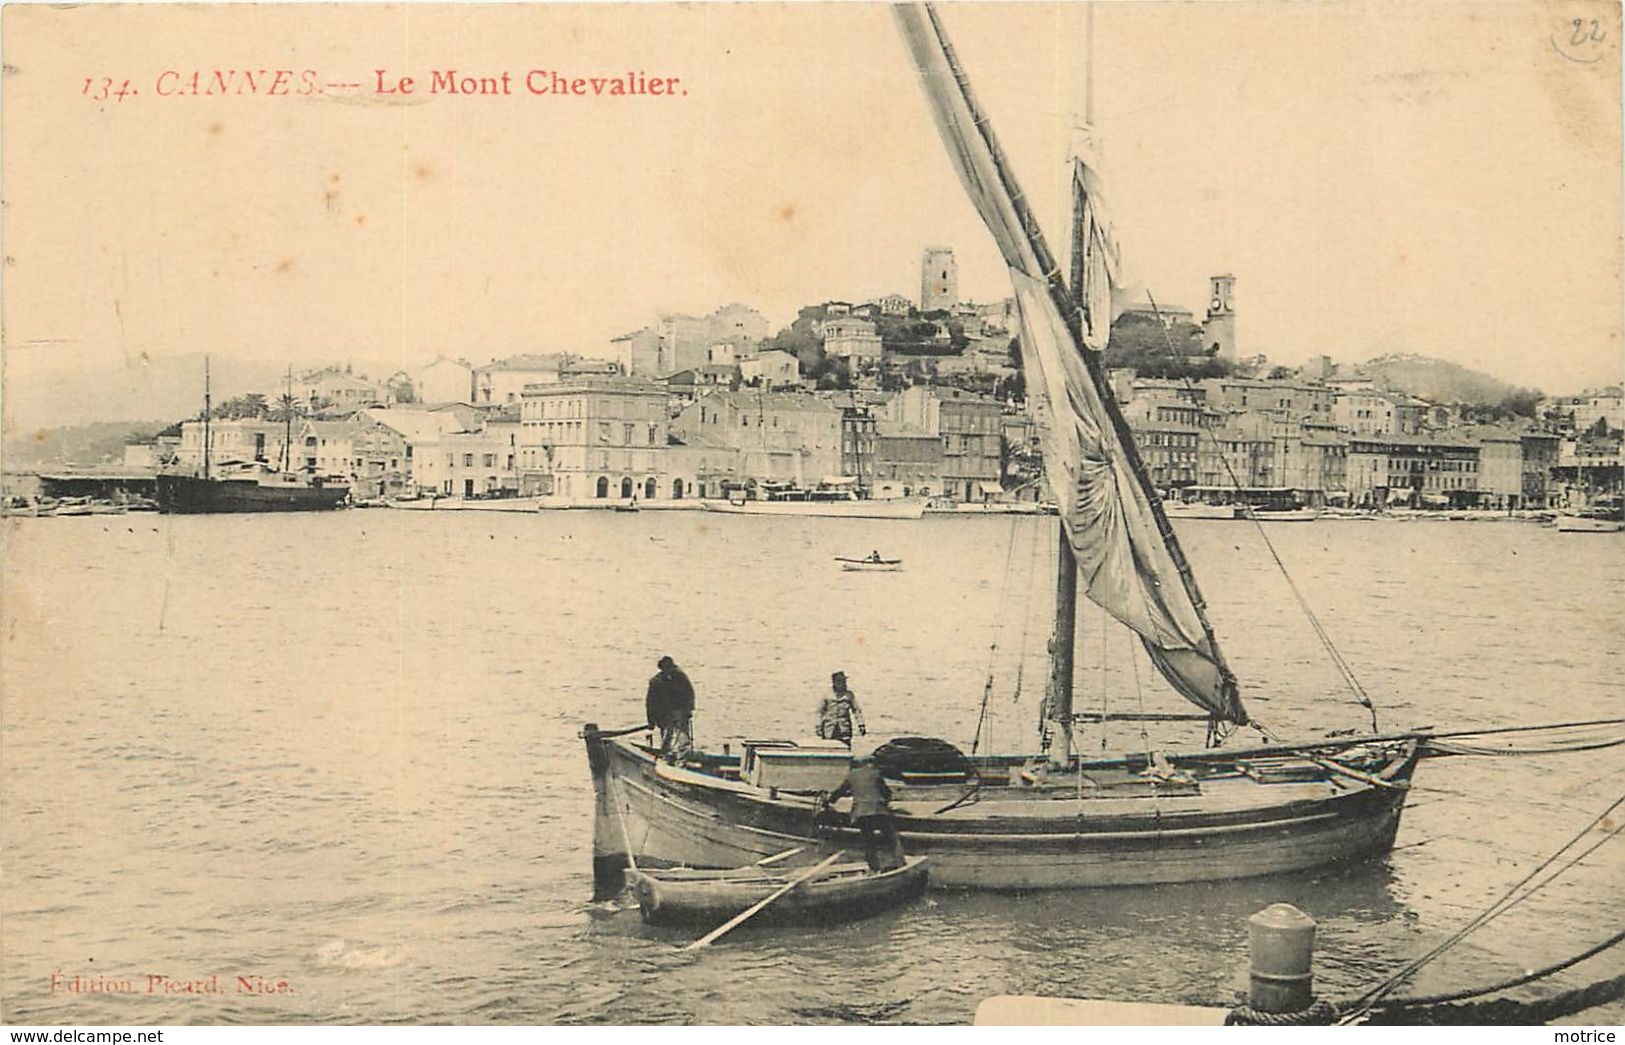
[1571,19,1605,45]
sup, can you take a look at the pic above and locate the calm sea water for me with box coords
[2,510,1621,1025]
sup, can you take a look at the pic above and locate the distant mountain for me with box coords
[3,351,423,434]
[1,420,169,471]
[1354,353,1533,405]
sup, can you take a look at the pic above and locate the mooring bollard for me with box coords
[1248,903,1317,1014]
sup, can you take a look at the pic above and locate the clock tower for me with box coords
[1204,273,1237,361]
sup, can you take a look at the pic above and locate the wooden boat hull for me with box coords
[703,498,927,519]
[1555,514,1624,533]
[626,856,929,927]
[840,562,902,572]
[1161,504,1239,520]
[584,730,1420,896]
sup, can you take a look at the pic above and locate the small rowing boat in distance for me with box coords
[626,856,929,928]
[836,555,903,572]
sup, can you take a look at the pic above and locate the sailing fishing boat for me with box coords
[581,4,1624,896]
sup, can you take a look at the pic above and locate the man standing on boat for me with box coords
[816,671,865,745]
[827,753,904,872]
[645,655,695,763]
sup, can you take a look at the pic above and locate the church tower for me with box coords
[1204,273,1237,361]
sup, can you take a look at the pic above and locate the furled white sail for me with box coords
[1070,126,1123,354]
[895,3,1245,723]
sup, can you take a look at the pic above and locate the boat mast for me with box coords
[907,2,1243,723]
[1045,2,1100,763]
[203,356,212,479]
[282,365,293,473]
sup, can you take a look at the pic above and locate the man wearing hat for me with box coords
[645,655,695,763]
[827,753,904,872]
[815,671,865,746]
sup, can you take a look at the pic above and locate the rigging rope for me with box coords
[1143,290,1381,733]
[972,515,1024,754]
[1338,789,1625,1023]
[1010,514,1044,708]
[1356,971,1625,1026]
[1378,926,1625,1009]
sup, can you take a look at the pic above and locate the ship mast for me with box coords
[282,365,293,473]
[1046,3,1099,765]
[203,356,212,479]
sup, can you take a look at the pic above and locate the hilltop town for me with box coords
[12,248,1623,512]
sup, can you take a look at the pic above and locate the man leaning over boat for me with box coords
[645,655,695,763]
[824,753,905,872]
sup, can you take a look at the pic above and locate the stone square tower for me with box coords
[921,247,958,312]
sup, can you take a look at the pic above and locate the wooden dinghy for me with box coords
[626,856,929,927]
[836,556,903,572]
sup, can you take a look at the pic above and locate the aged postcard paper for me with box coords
[2,0,1622,1029]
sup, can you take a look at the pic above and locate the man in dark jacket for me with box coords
[645,655,695,763]
[828,753,904,871]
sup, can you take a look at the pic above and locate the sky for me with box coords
[2,1,1621,430]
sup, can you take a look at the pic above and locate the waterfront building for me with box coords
[840,407,879,492]
[1206,411,1278,488]
[519,379,669,500]
[416,356,476,404]
[878,385,1002,499]
[362,406,477,492]
[1466,426,1523,510]
[1520,431,1561,508]
[1552,433,1623,504]
[345,413,413,498]
[873,424,945,498]
[412,420,521,498]
[669,390,843,488]
[1124,396,1203,491]
[921,248,958,312]
[295,419,358,476]
[935,388,1002,501]
[1286,421,1349,504]
[1346,435,1481,508]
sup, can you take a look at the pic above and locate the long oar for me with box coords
[683,851,846,952]
[753,846,805,867]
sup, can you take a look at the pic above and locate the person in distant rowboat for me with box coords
[868,550,882,563]
[816,671,865,745]
[645,655,695,763]
[827,754,904,872]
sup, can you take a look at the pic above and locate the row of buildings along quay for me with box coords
[94,253,1623,511]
